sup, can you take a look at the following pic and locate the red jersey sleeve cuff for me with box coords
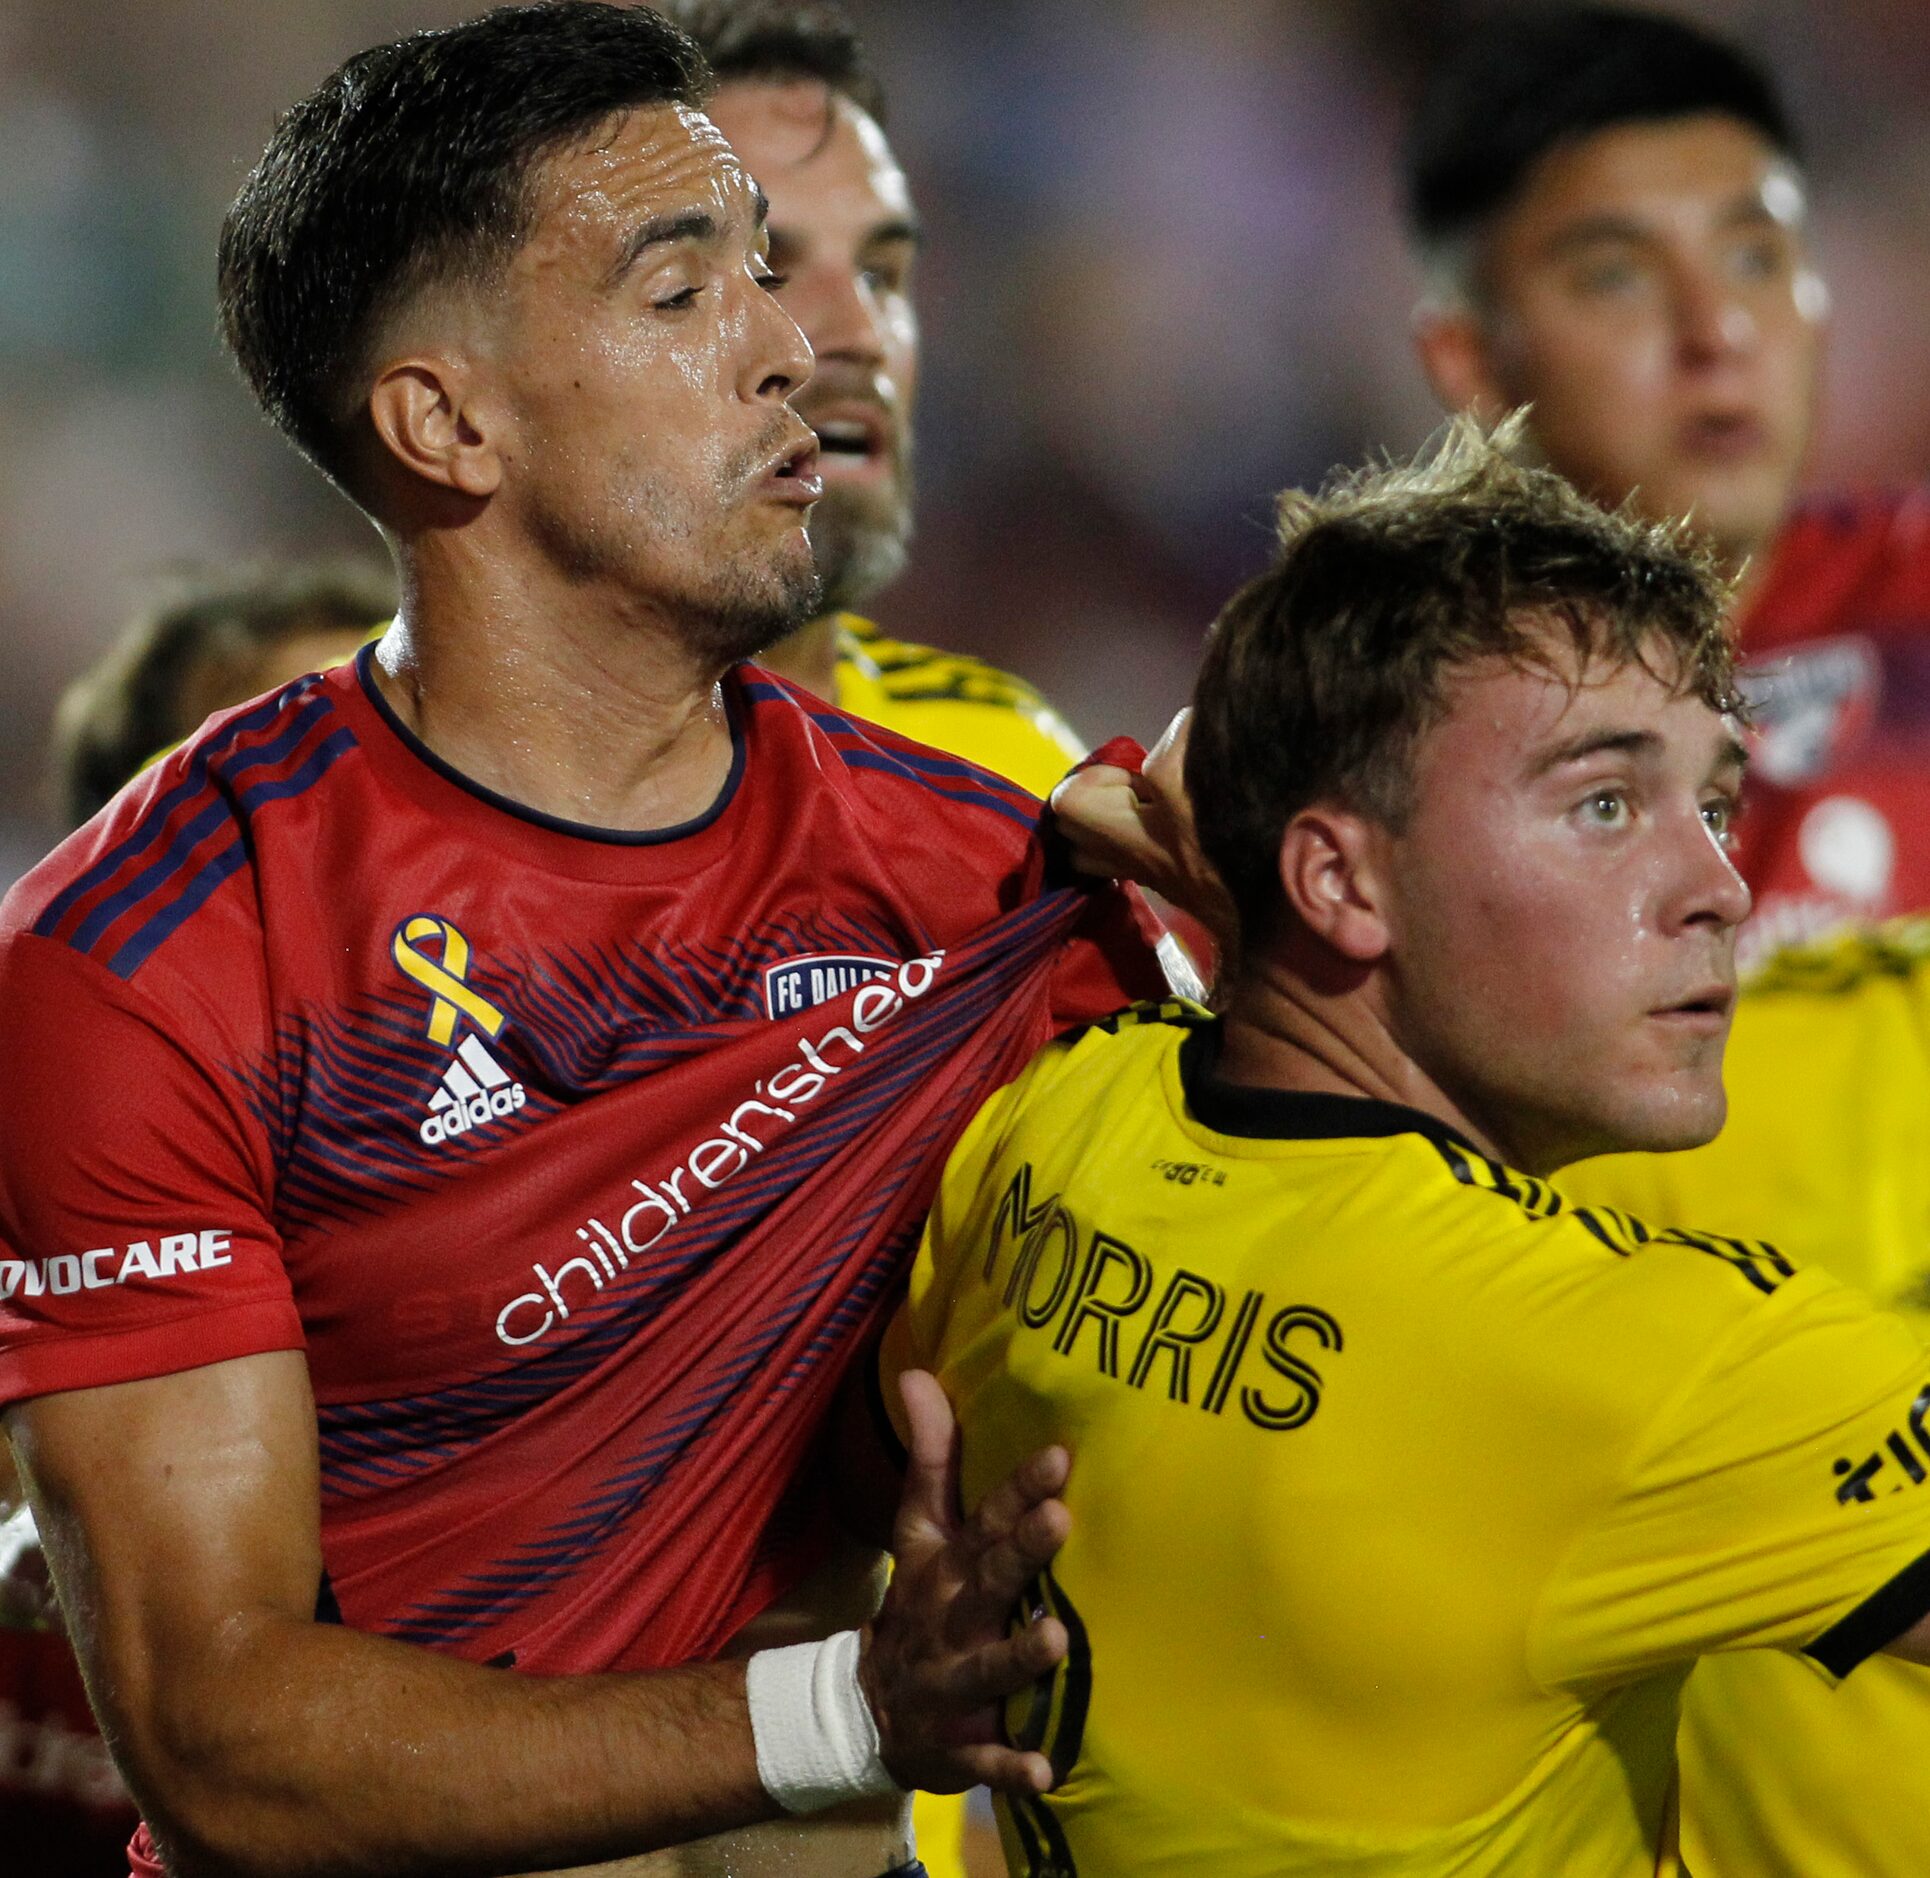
[0,1297,306,1408]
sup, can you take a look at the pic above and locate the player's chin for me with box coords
[1607,1072,1728,1157]
[1669,464,1791,560]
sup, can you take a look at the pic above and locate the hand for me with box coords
[1051,710,1237,948]
[858,1371,1070,1797]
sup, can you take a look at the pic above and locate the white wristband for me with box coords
[746,1628,901,1814]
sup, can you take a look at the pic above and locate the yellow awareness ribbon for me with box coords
[392,916,507,1045]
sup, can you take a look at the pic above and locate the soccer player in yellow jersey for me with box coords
[887,422,1930,1877]
[1402,11,1930,1871]
[666,0,1084,811]
[1562,920,1930,1877]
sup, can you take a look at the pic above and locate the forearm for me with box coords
[140,1613,774,1878]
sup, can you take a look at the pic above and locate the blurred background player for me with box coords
[891,422,1930,1876]
[1405,11,1930,1875]
[50,559,392,827]
[1406,2,1930,963]
[658,0,1082,804]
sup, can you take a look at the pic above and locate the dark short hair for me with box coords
[218,2,713,497]
[651,0,884,122]
[1185,416,1736,947]
[51,561,396,827]
[1405,5,1799,257]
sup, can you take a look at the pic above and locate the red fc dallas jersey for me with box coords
[1733,488,1930,960]
[0,649,1160,1680]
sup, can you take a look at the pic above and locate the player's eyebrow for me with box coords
[864,216,923,249]
[1526,727,1662,777]
[1526,726,1750,780]
[610,190,769,284]
[1540,213,1653,259]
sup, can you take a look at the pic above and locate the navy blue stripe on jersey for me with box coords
[317,959,1014,1492]
[33,679,325,937]
[246,916,923,1240]
[105,841,251,980]
[314,896,1073,1542]
[41,681,356,975]
[373,1025,1003,1645]
[836,749,1038,831]
[741,676,1041,827]
[104,726,358,980]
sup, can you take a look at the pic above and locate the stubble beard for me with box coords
[527,459,824,669]
[806,443,915,617]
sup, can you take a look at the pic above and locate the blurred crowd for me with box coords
[2,0,1926,889]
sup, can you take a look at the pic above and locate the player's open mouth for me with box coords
[803,402,891,482]
[762,438,824,506]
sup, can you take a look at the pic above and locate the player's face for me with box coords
[1376,638,1750,1174]
[1439,116,1824,570]
[705,79,919,615]
[484,105,822,661]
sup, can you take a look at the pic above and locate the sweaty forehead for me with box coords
[1432,646,1727,771]
[523,104,753,259]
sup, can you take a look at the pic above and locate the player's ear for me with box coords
[1278,807,1390,963]
[1412,302,1510,425]
[366,355,504,501]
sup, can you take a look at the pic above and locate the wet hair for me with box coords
[1405,5,1799,271]
[1185,415,1736,946]
[51,560,395,827]
[650,0,885,123]
[218,2,712,500]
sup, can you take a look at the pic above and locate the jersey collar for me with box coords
[1178,1020,1483,1153]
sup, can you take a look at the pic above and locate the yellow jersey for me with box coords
[827,610,1083,1878]
[893,1007,1930,1878]
[1564,919,1930,1878]
[831,615,1085,801]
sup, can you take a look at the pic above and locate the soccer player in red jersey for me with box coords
[0,8,1169,1876]
[1405,4,1930,960]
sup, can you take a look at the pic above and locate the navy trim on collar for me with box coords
[355,642,747,847]
[1178,1021,1481,1153]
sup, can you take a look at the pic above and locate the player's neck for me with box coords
[372,549,737,834]
[758,614,844,702]
[1217,956,1515,1169]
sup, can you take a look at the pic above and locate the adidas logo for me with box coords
[419,1035,528,1147]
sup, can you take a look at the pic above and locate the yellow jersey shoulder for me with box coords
[832,613,1084,800]
[985,1012,1804,1303]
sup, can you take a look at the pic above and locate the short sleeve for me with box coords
[1532,1269,1930,1692]
[0,934,301,1407]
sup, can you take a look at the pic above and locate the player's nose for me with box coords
[1674,265,1756,366]
[1672,809,1753,935]
[743,280,815,403]
[802,267,890,369]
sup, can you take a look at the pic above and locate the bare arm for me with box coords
[8,1353,1066,1878]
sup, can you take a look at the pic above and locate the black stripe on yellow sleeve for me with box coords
[1805,1547,1930,1679]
